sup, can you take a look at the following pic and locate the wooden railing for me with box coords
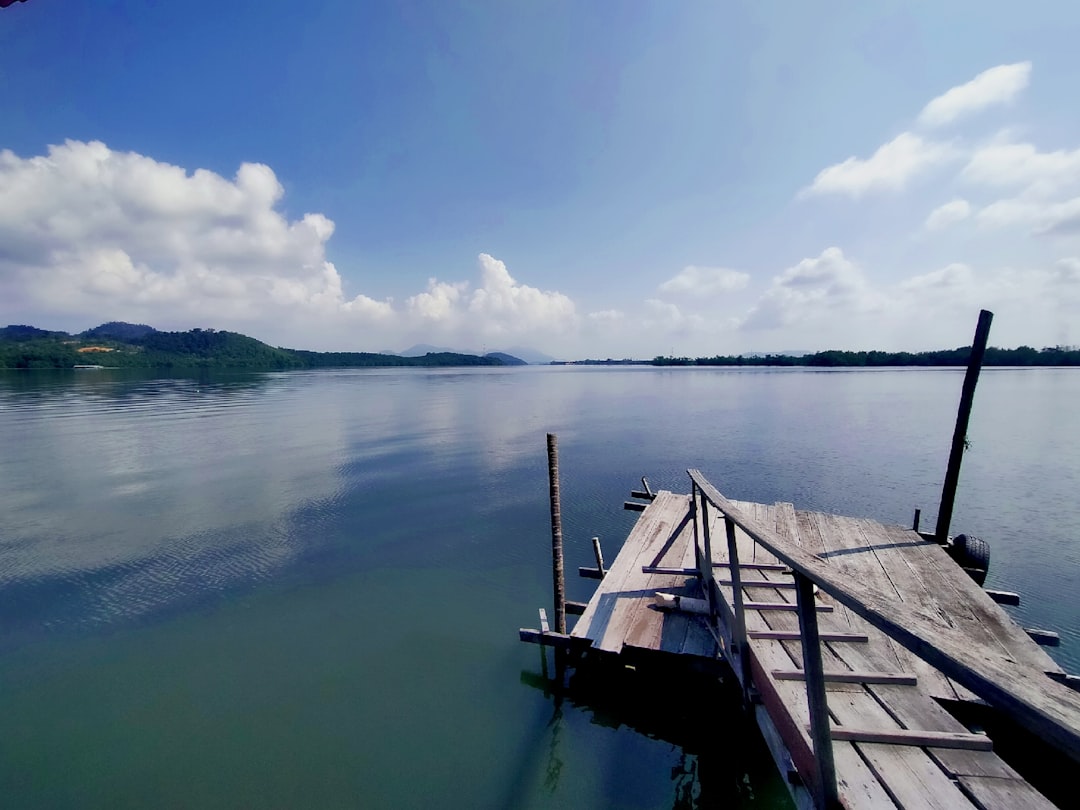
[687,468,1080,808]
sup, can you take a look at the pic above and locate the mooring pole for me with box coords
[546,433,567,635]
[935,309,993,544]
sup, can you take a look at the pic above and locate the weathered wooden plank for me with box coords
[829,690,973,810]
[749,630,869,643]
[829,728,992,751]
[773,671,918,686]
[954,775,1059,810]
[745,601,834,613]
[688,470,1080,763]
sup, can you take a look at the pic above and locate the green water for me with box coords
[1,366,1077,807]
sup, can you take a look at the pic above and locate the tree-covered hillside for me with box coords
[0,323,508,369]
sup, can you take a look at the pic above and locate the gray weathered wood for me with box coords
[795,572,840,808]
[749,630,870,643]
[828,728,992,751]
[688,468,1080,764]
[773,671,918,686]
[546,434,567,635]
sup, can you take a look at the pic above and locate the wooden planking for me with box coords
[688,470,1080,763]
[828,728,992,752]
[571,490,682,647]
[829,690,974,809]
[954,776,1059,810]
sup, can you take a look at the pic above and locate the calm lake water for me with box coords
[1,366,1078,808]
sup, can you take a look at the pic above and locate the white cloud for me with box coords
[900,262,975,293]
[742,247,880,330]
[0,140,578,352]
[586,309,624,324]
[658,265,749,295]
[0,140,385,335]
[917,62,1031,129]
[977,195,1080,235]
[925,199,972,231]
[801,133,956,198]
[962,141,1080,193]
[467,253,576,335]
[406,279,467,321]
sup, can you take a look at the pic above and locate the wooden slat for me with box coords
[748,630,869,642]
[773,670,918,686]
[745,601,833,612]
[829,728,992,751]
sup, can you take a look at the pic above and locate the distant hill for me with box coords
[400,343,551,364]
[484,352,527,366]
[81,321,158,341]
[0,323,511,370]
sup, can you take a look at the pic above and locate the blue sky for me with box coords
[2,1,1079,357]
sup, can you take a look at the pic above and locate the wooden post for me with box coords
[591,536,605,577]
[912,508,921,532]
[546,433,567,635]
[936,309,994,543]
[725,515,751,701]
[701,498,716,616]
[795,572,839,808]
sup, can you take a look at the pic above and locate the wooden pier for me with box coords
[521,471,1080,809]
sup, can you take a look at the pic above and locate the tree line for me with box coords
[652,346,1080,367]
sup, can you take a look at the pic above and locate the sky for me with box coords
[2,1,1079,358]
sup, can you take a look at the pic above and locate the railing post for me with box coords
[701,497,716,616]
[725,515,751,700]
[795,572,839,809]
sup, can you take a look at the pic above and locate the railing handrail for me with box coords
[687,468,1080,763]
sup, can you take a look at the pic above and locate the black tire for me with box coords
[951,534,990,586]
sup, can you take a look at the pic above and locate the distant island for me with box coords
[652,347,1080,367]
[0,322,524,370]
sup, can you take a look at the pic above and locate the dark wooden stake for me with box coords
[912,508,921,532]
[936,309,994,543]
[795,572,840,808]
[547,433,567,635]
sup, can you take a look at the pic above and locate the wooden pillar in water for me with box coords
[546,433,567,635]
[935,309,993,543]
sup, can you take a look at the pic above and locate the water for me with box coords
[0,366,1077,808]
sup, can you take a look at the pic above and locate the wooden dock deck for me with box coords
[544,477,1080,809]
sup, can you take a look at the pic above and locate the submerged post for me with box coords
[547,433,567,635]
[935,309,994,543]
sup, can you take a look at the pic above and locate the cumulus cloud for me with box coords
[917,62,1031,129]
[742,247,880,330]
[962,141,1080,193]
[658,265,749,296]
[0,140,578,351]
[0,140,384,334]
[800,133,956,198]
[925,199,972,231]
[587,309,624,324]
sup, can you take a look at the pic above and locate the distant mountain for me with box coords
[484,352,526,366]
[400,343,460,357]
[400,343,554,364]
[501,345,557,365]
[81,321,158,341]
[0,324,69,341]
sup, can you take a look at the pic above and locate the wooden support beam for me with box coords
[641,476,653,497]
[985,589,1020,606]
[519,628,577,649]
[623,500,647,511]
[629,490,655,501]
[591,536,606,578]
[546,434,567,635]
[578,566,604,580]
[828,727,992,752]
[726,514,751,702]
[774,670,918,686]
[565,601,587,615]
[749,630,869,643]
[1026,628,1061,647]
[538,607,549,633]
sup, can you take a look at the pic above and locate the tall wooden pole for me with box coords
[935,309,994,543]
[546,433,567,634]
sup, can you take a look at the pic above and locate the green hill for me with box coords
[0,323,507,370]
